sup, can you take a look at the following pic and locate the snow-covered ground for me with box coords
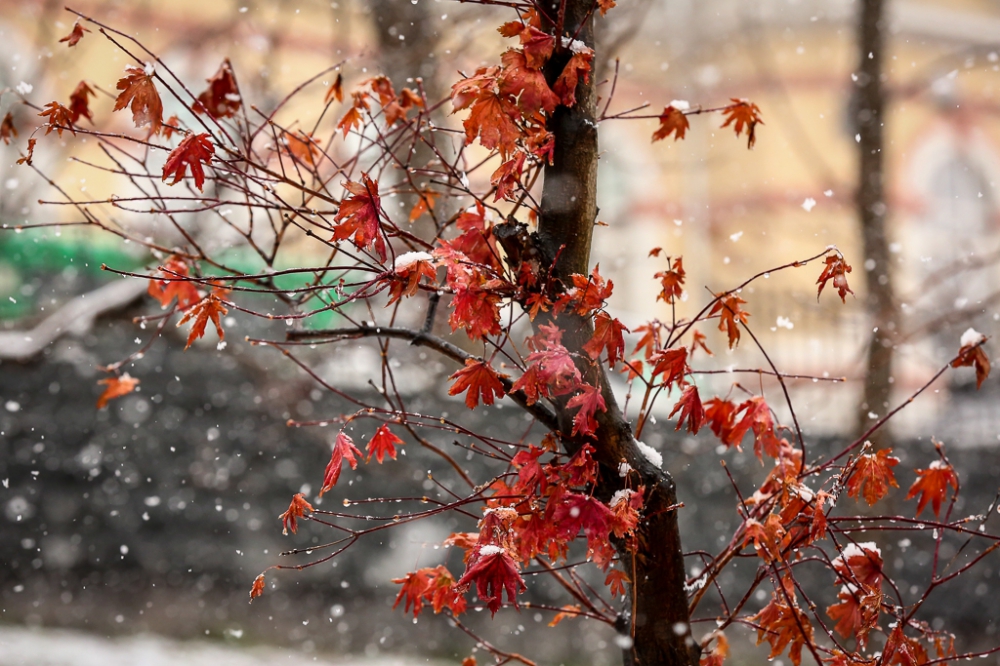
[0,625,449,666]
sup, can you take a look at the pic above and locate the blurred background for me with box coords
[2,0,1000,664]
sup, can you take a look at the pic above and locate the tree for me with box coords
[6,3,998,666]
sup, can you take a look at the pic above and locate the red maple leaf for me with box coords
[499,50,559,117]
[701,632,729,666]
[846,448,899,506]
[388,254,437,304]
[333,174,386,261]
[832,542,884,588]
[511,445,547,496]
[553,47,594,108]
[654,256,685,303]
[826,584,882,648]
[650,347,688,388]
[337,91,370,137]
[147,257,202,310]
[37,102,75,137]
[367,424,404,464]
[408,189,440,222]
[465,91,522,158]
[720,98,763,149]
[96,373,140,409]
[883,624,929,666]
[114,65,163,134]
[749,582,814,666]
[951,333,990,389]
[194,59,241,119]
[549,490,613,562]
[279,493,314,535]
[632,322,662,359]
[730,397,783,460]
[162,132,215,191]
[652,106,690,142]
[448,359,507,409]
[558,265,613,316]
[392,569,431,617]
[710,293,750,349]
[68,81,95,125]
[670,384,706,434]
[906,460,958,517]
[490,153,526,202]
[319,431,363,496]
[742,514,789,563]
[177,287,229,349]
[325,72,344,104]
[59,21,90,47]
[583,312,628,366]
[705,397,738,447]
[0,112,17,145]
[456,546,526,616]
[817,253,854,302]
[566,382,607,437]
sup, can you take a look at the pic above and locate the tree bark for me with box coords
[535,2,697,664]
[854,0,898,448]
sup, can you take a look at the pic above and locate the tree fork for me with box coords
[536,2,697,664]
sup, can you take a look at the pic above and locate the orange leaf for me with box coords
[448,359,507,409]
[499,50,559,117]
[906,459,958,517]
[605,569,629,598]
[0,112,17,145]
[826,584,881,648]
[553,47,594,108]
[114,65,163,135]
[846,448,899,506]
[325,72,344,104]
[195,59,241,119]
[162,133,215,191]
[652,105,689,142]
[319,431,363,496]
[177,288,229,349]
[832,542,884,589]
[17,138,36,165]
[720,98,763,149]
[96,373,139,409]
[749,582,814,666]
[548,604,581,627]
[281,130,321,167]
[742,513,788,563]
[650,347,688,387]
[408,189,440,222]
[583,312,628,366]
[58,21,90,47]
[700,632,729,666]
[278,492,313,535]
[465,91,522,158]
[596,0,617,16]
[654,256,685,303]
[37,102,75,137]
[817,252,854,303]
[710,293,749,348]
[147,257,202,309]
[249,573,266,602]
[366,424,404,464]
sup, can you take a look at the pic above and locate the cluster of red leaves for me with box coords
[147,257,203,310]
[749,577,815,666]
[392,565,467,617]
[336,75,423,137]
[704,395,785,460]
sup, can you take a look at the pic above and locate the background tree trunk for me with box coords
[536,2,697,664]
[854,0,898,447]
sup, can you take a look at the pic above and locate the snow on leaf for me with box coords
[96,373,139,409]
[162,133,215,191]
[832,542,884,588]
[456,547,526,616]
[278,492,313,535]
[366,424,404,464]
[951,334,990,389]
[195,59,241,119]
[319,431,363,496]
[846,448,899,506]
[448,359,507,409]
[113,65,163,134]
[906,459,958,517]
[652,106,690,142]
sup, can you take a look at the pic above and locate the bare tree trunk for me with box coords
[854,0,897,447]
[534,2,697,664]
